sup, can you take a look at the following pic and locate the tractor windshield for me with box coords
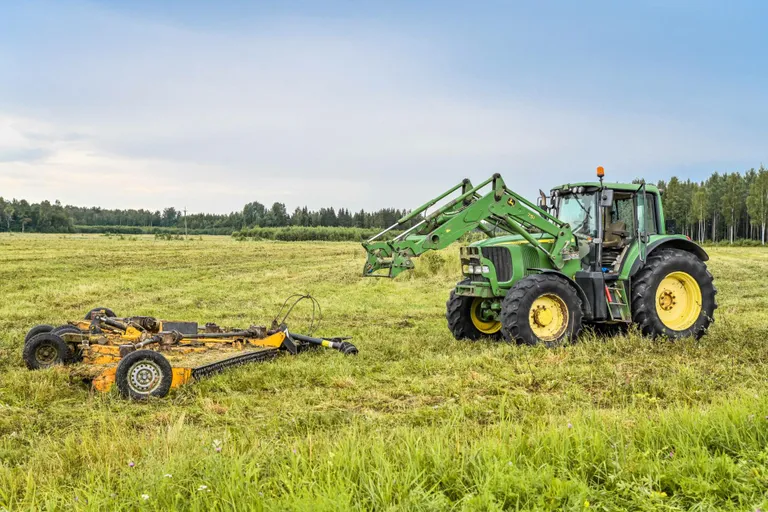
[557,192,597,237]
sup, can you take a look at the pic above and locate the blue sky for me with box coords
[1,1,766,212]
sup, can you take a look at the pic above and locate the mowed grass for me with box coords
[1,234,768,511]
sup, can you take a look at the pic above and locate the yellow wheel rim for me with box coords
[655,271,702,331]
[528,294,569,341]
[470,298,502,334]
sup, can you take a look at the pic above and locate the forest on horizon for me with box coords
[2,164,767,243]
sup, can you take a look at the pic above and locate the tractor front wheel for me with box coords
[631,249,716,339]
[500,274,583,347]
[115,350,173,400]
[446,280,502,340]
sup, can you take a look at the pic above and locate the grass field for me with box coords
[1,234,767,511]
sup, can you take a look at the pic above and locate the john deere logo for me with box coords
[507,198,516,207]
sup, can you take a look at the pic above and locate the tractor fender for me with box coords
[625,237,709,278]
[528,269,592,318]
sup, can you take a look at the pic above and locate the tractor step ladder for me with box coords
[605,283,630,322]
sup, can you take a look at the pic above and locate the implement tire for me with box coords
[446,280,502,341]
[500,274,583,347]
[24,324,55,344]
[52,325,82,336]
[84,307,116,320]
[52,325,85,362]
[116,350,173,400]
[23,333,74,370]
[631,248,716,339]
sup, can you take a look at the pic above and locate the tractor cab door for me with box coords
[635,183,648,262]
[600,190,634,272]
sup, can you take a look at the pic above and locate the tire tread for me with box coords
[631,248,717,339]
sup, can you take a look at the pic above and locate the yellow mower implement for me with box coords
[23,307,357,400]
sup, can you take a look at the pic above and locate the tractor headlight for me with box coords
[462,264,470,274]
[482,265,490,274]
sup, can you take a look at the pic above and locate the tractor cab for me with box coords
[546,173,662,275]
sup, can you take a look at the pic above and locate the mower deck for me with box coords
[23,307,357,399]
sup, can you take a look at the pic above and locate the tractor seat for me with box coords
[603,220,627,249]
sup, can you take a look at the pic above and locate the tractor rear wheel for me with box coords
[500,274,583,347]
[115,350,173,400]
[631,248,716,339]
[23,333,75,370]
[446,280,502,340]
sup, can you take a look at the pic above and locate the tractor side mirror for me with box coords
[665,219,677,234]
[537,196,547,209]
[599,189,614,207]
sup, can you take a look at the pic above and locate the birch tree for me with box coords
[747,166,768,244]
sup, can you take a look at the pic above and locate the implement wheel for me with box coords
[116,350,173,400]
[52,325,85,362]
[52,325,82,336]
[446,280,502,340]
[23,333,74,370]
[84,307,116,320]
[631,249,716,339]
[500,274,583,347]
[24,324,55,344]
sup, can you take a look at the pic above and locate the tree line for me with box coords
[657,165,768,244]
[0,197,419,234]
[4,165,768,243]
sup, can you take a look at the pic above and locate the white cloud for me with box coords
[0,2,763,213]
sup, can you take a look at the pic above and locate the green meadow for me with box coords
[0,234,767,511]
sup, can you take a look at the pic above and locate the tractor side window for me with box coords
[611,197,635,235]
[644,192,658,234]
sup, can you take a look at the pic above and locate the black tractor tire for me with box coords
[500,274,583,347]
[23,333,75,370]
[631,248,717,339]
[24,324,55,344]
[84,307,116,320]
[115,350,173,400]
[446,280,502,341]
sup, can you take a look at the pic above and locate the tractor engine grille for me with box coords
[481,247,512,282]
[520,246,541,275]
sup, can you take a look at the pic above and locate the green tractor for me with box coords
[362,168,716,346]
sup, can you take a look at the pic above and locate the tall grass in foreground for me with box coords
[0,392,766,510]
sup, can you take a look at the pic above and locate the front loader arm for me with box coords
[362,174,577,278]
